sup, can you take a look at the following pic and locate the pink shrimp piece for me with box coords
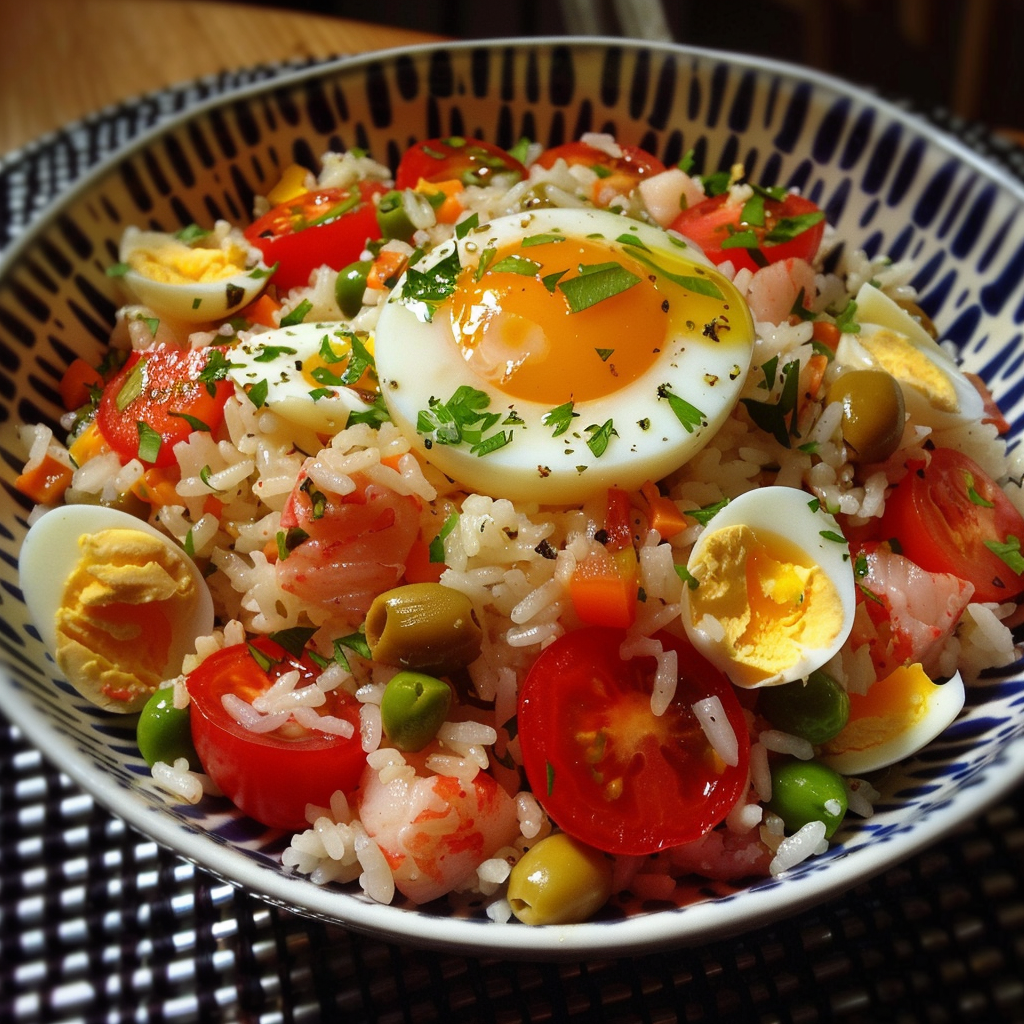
[358,765,520,905]
[666,825,772,881]
[745,257,817,325]
[276,470,420,621]
[852,543,975,678]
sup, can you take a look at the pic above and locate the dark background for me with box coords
[233,0,1024,135]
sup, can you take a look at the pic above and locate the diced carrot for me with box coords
[14,453,73,504]
[380,451,405,472]
[570,548,639,629]
[811,320,841,353]
[68,421,111,467]
[603,487,634,552]
[415,178,465,224]
[59,358,103,411]
[367,249,410,290]
[131,466,181,507]
[803,352,830,406]
[203,494,225,518]
[403,536,446,584]
[639,480,688,540]
[263,537,281,563]
[240,293,282,328]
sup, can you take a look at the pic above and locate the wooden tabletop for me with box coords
[3,0,443,158]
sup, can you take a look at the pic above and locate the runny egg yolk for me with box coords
[448,237,712,404]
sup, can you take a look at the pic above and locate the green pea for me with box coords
[757,669,850,745]
[137,687,200,770]
[375,189,418,242]
[365,582,482,674]
[768,758,848,839]
[334,259,373,318]
[507,833,614,926]
[380,671,452,752]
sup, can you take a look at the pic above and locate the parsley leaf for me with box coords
[657,383,706,433]
[985,535,1024,575]
[558,263,641,313]
[417,385,510,456]
[585,419,616,457]
[136,421,162,463]
[542,400,578,437]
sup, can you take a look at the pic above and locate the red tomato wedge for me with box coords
[518,628,749,855]
[244,181,387,292]
[670,190,826,274]
[880,446,1024,603]
[535,140,666,203]
[394,137,526,190]
[186,637,365,831]
[95,345,233,468]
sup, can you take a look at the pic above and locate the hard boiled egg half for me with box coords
[119,223,273,324]
[821,663,965,775]
[681,486,857,688]
[19,505,214,713]
[226,322,375,435]
[836,283,984,431]
[373,208,756,504]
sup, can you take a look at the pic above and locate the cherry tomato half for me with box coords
[670,191,826,274]
[518,627,749,855]
[95,345,233,468]
[244,181,387,292]
[394,137,526,190]
[880,446,1024,603]
[535,140,666,204]
[186,638,365,831]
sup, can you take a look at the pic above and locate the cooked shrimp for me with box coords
[358,757,520,904]
[745,257,817,326]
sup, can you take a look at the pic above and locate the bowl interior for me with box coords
[2,39,1024,958]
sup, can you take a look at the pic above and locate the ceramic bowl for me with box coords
[2,38,1024,960]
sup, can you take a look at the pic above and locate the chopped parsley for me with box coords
[542,400,578,437]
[401,245,462,318]
[558,263,641,313]
[417,385,512,456]
[280,299,313,327]
[429,512,460,563]
[136,421,162,463]
[657,383,706,433]
[585,419,616,457]
[985,535,1024,575]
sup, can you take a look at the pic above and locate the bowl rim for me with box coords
[3,35,1024,959]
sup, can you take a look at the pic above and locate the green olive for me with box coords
[365,582,482,674]
[334,259,373,318]
[380,671,452,751]
[757,669,850,745]
[768,758,848,839]
[375,189,418,242]
[137,687,200,770]
[826,368,905,463]
[507,833,614,926]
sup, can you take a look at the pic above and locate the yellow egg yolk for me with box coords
[448,237,677,404]
[129,242,248,285]
[53,528,198,713]
[860,328,959,413]
[687,524,844,687]
[823,663,936,757]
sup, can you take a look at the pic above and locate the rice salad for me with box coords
[16,132,1024,925]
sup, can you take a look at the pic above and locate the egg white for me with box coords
[681,486,857,688]
[119,225,272,324]
[373,208,756,504]
[227,322,374,435]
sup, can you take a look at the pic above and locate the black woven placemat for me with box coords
[2,60,1024,1024]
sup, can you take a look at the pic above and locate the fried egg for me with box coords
[681,487,857,688]
[821,663,965,775]
[119,224,272,323]
[837,283,984,430]
[226,322,375,434]
[19,505,214,713]
[373,208,756,503]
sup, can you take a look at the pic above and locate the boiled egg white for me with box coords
[19,505,214,713]
[681,486,856,688]
[836,283,984,430]
[119,224,272,323]
[821,663,965,774]
[373,207,756,504]
[226,322,374,435]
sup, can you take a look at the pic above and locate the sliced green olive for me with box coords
[375,189,418,243]
[826,368,905,463]
[334,259,373,318]
[768,758,848,839]
[380,670,451,751]
[758,669,850,745]
[365,582,482,674]
[137,686,200,770]
[507,833,614,926]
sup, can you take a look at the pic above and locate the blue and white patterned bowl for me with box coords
[2,39,1024,960]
